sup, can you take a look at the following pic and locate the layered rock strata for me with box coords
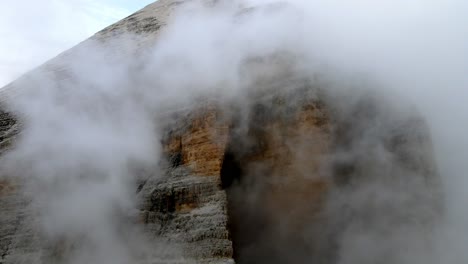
[0,0,441,264]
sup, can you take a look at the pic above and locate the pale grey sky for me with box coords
[0,0,155,87]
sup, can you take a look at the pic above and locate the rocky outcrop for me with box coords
[0,110,19,155]
[0,0,442,264]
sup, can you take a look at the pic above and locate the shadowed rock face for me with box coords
[0,1,441,264]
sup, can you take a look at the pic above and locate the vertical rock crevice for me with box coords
[220,96,332,264]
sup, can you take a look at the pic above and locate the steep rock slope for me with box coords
[0,0,441,264]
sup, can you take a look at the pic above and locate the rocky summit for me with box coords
[0,1,442,264]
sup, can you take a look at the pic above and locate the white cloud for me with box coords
[0,0,153,87]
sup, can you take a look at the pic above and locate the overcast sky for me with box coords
[0,0,155,87]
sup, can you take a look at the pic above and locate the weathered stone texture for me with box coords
[141,171,232,258]
[164,106,230,177]
[0,0,442,264]
[0,110,19,155]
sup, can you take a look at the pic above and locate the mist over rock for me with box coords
[0,0,442,264]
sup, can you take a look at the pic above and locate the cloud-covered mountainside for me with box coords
[1,0,467,263]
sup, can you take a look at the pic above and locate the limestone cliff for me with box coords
[0,1,441,264]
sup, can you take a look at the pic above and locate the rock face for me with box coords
[138,105,234,263]
[0,1,441,264]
